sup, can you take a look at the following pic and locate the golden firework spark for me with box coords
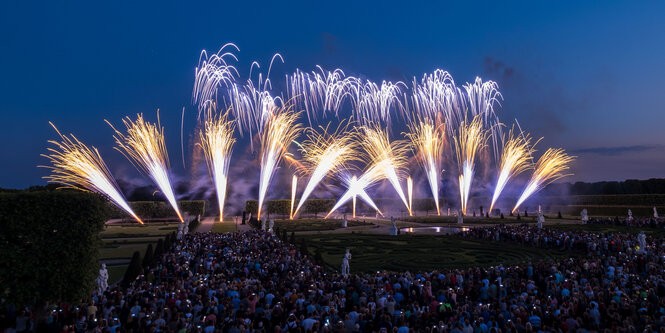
[107,113,183,222]
[407,176,413,216]
[290,174,297,220]
[257,106,302,220]
[42,123,143,224]
[361,125,411,214]
[453,114,489,215]
[513,148,575,212]
[293,121,359,217]
[489,127,539,213]
[405,120,445,215]
[198,107,236,222]
[325,173,383,219]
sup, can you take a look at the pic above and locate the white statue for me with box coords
[261,218,266,231]
[342,213,347,228]
[389,216,398,235]
[341,249,351,276]
[447,208,450,216]
[457,210,463,224]
[268,220,274,233]
[628,209,633,221]
[183,217,190,235]
[581,209,589,224]
[537,205,545,229]
[637,232,647,254]
[654,206,659,218]
[177,222,184,239]
[97,263,109,293]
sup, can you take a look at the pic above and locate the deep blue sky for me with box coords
[2,1,665,189]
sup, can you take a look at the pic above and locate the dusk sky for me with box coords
[2,1,665,189]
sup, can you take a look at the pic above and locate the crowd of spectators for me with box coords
[4,222,665,332]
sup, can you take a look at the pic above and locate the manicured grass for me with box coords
[100,223,179,239]
[211,222,239,233]
[273,219,373,232]
[547,223,665,237]
[296,233,575,273]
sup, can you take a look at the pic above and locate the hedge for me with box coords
[108,200,206,220]
[245,199,336,218]
[0,191,108,306]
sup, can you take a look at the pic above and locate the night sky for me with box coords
[2,1,665,189]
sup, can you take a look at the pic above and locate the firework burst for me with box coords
[293,122,358,217]
[42,123,143,223]
[361,125,411,214]
[489,127,539,213]
[453,114,489,215]
[198,108,236,222]
[257,106,302,220]
[108,113,183,222]
[326,173,383,219]
[513,148,575,212]
[405,120,445,215]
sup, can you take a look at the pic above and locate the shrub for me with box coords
[123,251,142,287]
[0,191,108,306]
[142,243,154,268]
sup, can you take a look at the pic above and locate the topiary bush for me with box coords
[0,191,108,306]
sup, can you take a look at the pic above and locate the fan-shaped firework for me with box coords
[489,127,539,213]
[293,122,359,217]
[108,114,183,222]
[361,125,411,214]
[513,148,575,212]
[257,106,303,220]
[42,123,143,223]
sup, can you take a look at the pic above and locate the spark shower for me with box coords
[43,43,574,223]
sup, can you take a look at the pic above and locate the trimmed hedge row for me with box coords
[245,199,335,218]
[549,205,664,217]
[108,200,206,220]
[0,191,108,306]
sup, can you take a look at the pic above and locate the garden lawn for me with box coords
[295,233,575,273]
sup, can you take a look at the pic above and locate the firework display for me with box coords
[43,44,575,222]
[108,114,184,222]
[42,124,143,224]
[198,108,236,222]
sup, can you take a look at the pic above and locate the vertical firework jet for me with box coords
[257,107,302,221]
[405,121,445,215]
[42,124,143,224]
[489,127,539,213]
[513,148,575,212]
[453,115,489,215]
[293,122,358,217]
[361,126,411,214]
[407,176,413,215]
[108,114,183,222]
[198,108,236,222]
[290,174,297,220]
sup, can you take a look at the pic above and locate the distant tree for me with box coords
[142,243,154,268]
[300,238,308,255]
[123,251,142,287]
[516,213,521,220]
[557,211,563,219]
[154,238,164,260]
